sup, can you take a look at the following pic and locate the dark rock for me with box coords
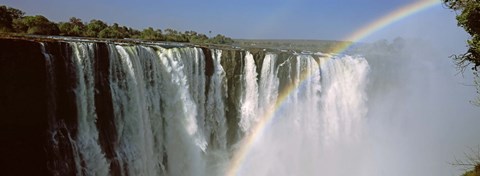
[0,38,49,176]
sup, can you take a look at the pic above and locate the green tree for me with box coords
[84,19,107,37]
[98,26,125,39]
[1,6,236,44]
[164,28,188,42]
[127,27,141,38]
[58,17,84,36]
[0,6,13,32]
[140,27,163,41]
[57,22,73,35]
[444,0,480,69]
[207,34,234,44]
[68,17,83,28]
[7,7,25,19]
[66,17,84,36]
[444,0,480,106]
[189,34,209,43]
[13,15,59,35]
[0,6,24,32]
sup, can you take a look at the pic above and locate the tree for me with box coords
[12,15,59,35]
[64,17,85,36]
[0,6,13,32]
[69,17,83,28]
[58,18,84,36]
[127,27,141,38]
[207,34,234,44]
[189,33,208,43]
[98,26,124,39]
[444,0,480,69]
[84,19,107,37]
[163,28,188,42]
[444,0,480,105]
[7,7,25,19]
[452,146,480,176]
[140,27,163,41]
[0,6,24,32]
[1,6,236,44]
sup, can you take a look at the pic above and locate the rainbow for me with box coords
[225,0,441,176]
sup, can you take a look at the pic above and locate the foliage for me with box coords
[185,31,208,43]
[98,23,128,39]
[14,15,59,35]
[208,34,234,44]
[58,17,85,36]
[1,6,58,35]
[139,27,163,41]
[444,0,480,106]
[0,5,234,44]
[84,19,108,37]
[163,28,188,42]
[452,146,480,176]
[445,0,480,70]
[462,167,479,176]
[0,5,24,32]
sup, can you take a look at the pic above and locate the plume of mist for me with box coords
[352,36,480,176]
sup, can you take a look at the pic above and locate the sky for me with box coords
[2,0,469,43]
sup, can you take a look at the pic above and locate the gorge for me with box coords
[1,36,479,176]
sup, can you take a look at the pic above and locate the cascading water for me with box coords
[238,54,369,176]
[238,52,259,134]
[26,40,371,176]
[70,42,110,176]
[3,35,480,176]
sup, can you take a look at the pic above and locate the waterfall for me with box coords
[239,51,259,133]
[109,45,164,176]
[155,47,208,176]
[205,49,228,175]
[70,42,110,176]
[35,40,370,176]
[320,56,370,144]
[258,53,279,119]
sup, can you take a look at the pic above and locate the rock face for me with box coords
[0,38,275,175]
[0,39,49,175]
[0,37,342,176]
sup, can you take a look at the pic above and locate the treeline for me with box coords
[0,5,234,44]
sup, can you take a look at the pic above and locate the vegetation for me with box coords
[452,146,480,176]
[0,5,234,44]
[444,0,480,106]
[444,1,480,174]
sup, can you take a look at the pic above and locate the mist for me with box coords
[362,36,480,175]
[236,9,480,175]
[363,5,480,175]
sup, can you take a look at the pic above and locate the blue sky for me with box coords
[2,0,468,44]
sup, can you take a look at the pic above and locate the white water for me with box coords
[53,43,371,176]
[155,47,207,176]
[64,44,215,176]
[239,51,259,133]
[43,41,480,176]
[258,54,280,121]
[239,55,369,176]
[70,42,110,176]
[110,45,163,176]
[205,49,229,175]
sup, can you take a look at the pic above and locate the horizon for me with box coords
[1,1,468,43]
